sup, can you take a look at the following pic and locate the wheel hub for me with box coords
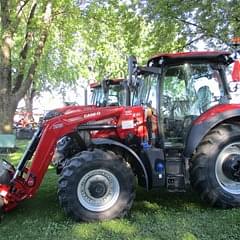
[88,181,107,198]
[222,154,240,182]
[215,142,240,194]
[77,169,120,212]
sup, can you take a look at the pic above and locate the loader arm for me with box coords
[0,106,124,211]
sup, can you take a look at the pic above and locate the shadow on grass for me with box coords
[134,187,206,211]
[1,140,240,240]
[2,168,240,240]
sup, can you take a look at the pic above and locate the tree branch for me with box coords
[175,34,206,51]
[12,1,38,93]
[173,16,205,32]
[16,1,53,101]
[172,16,225,44]
[16,0,31,17]
[0,0,12,91]
[1,0,11,28]
[11,0,32,34]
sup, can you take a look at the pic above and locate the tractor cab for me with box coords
[126,51,240,193]
[132,52,232,150]
[90,78,126,106]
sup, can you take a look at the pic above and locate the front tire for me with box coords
[190,123,240,208]
[58,149,135,221]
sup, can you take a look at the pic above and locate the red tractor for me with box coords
[90,78,127,106]
[1,51,240,222]
[60,78,126,110]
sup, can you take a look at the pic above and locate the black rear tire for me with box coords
[58,149,135,221]
[190,123,240,208]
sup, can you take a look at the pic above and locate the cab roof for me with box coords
[148,51,232,66]
[89,82,101,88]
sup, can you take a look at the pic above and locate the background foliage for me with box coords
[0,0,239,128]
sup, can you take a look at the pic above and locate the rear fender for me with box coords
[91,138,149,190]
[184,107,240,157]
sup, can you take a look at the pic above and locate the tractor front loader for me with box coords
[0,104,147,221]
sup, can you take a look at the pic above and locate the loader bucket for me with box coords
[0,159,15,185]
[0,159,16,215]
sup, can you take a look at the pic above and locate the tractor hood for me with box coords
[43,105,96,120]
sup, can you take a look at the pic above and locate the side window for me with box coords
[188,65,224,114]
[161,63,226,145]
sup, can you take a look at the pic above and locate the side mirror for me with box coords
[128,56,137,87]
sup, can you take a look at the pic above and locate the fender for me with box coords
[184,104,240,157]
[91,138,149,190]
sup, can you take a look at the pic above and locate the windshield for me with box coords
[91,84,125,106]
[91,87,103,105]
[106,84,125,106]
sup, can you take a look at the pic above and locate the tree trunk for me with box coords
[0,93,17,133]
[0,1,52,133]
[24,94,33,119]
[24,87,36,120]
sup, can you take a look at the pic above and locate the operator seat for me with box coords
[196,85,212,113]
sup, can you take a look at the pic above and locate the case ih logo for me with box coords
[83,112,101,119]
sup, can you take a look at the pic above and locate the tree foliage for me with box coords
[0,0,81,132]
[145,0,240,48]
[77,0,185,80]
[5,0,238,133]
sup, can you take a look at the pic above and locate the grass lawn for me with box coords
[1,140,240,240]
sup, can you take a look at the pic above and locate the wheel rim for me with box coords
[77,169,120,212]
[215,142,240,194]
